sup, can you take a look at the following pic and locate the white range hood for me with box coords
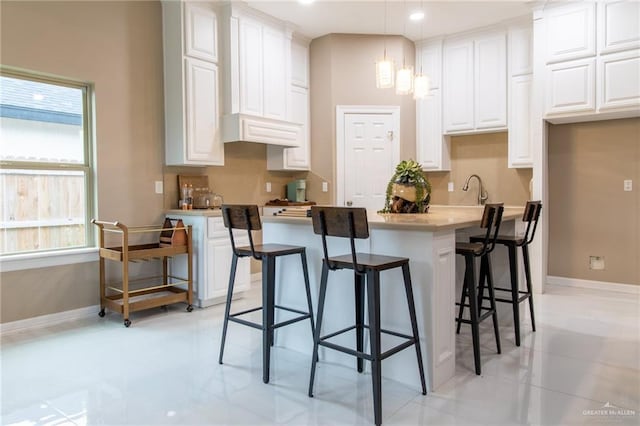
[222,113,302,147]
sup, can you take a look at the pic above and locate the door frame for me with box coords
[336,105,401,207]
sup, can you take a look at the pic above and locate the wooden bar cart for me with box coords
[92,219,193,327]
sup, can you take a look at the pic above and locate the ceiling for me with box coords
[246,0,534,41]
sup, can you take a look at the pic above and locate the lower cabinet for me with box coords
[168,214,250,308]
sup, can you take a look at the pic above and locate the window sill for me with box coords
[0,247,99,273]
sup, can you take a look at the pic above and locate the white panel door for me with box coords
[474,31,507,129]
[545,2,596,64]
[262,25,287,120]
[207,237,250,300]
[598,49,640,110]
[443,39,474,132]
[184,2,217,62]
[546,58,596,115]
[343,113,397,212]
[598,0,640,54]
[185,58,223,165]
[239,17,263,116]
[508,74,533,168]
[417,88,449,171]
[285,86,310,169]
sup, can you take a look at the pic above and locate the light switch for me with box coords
[624,180,632,191]
[155,181,163,194]
[322,182,329,192]
[266,182,272,193]
[448,182,454,192]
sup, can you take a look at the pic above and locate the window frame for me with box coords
[0,67,97,265]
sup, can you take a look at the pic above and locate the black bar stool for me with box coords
[308,206,427,426]
[218,204,315,384]
[455,203,504,375]
[470,201,542,347]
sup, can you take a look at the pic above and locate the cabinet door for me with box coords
[509,24,533,76]
[443,39,474,132]
[291,39,309,88]
[262,25,288,120]
[598,49,640,111]
[508,74,533,168]
[598,0,640,54]
[184,2,217,62]
[207,237,251,300]
[546,58,596,115]
[474,31,507,129]
[417,88,449,171]
[545,2,596,64]
[239,17,263,116]
[185,58,224,165]
[416,40,442,89]
[285,86,310,169]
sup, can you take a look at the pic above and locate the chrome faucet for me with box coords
[462,174,488,205]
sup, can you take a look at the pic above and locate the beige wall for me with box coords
[426,132,532,206]
[548,118,640,285]
[309,34,416,204]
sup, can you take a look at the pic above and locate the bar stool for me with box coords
[218,204,315,384]
[308,206,427,426]
[455,203,504,375]
[470,201,542,347]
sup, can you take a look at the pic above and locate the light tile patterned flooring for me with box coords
[1,284,639,425]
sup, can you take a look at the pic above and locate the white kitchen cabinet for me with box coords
[416,88,450,171]
[545,2,596,64]
[443,30,507,133]
[508,74,533,168]
[416,39,442,89]
[509,24,533,76]
[163,1,224,166]
[598,1,640,55]
[443,38,474,132]
[291,38,309,88]
[169,214,250,307]
[262,26,288,120]
[267,85,310,170]
[238,16,264,117]
[598,49,640,111]
[546,58,596,115]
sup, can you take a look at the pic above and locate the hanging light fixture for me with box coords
[396,0,413,95]
[376,0,394,88]
[413,0,430,99]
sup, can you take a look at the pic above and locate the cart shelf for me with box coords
[92,219,193,327]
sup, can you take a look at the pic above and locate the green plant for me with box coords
[380,159,432,213]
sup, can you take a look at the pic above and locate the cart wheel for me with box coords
[124,319,131,327]
[98,309,106,317]
[186,304,194,312]
[161,305,168,311]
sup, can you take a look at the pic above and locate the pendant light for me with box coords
[396,0,413,95]
[375,0,394,88]
[413,0,430,99]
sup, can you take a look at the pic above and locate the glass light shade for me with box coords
[376,58,395,89]
[413,74,431,99]
[395,66,414,95]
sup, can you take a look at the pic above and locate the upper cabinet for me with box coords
[508,21,533,168]
[542,1,640,120]
[443,29,507,134]
[219,4,301,147]
[163,1,224,166]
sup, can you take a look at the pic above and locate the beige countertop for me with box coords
[165,209,222,217]
[262,205,524,232]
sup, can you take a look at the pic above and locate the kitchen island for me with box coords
[261,205,523,391]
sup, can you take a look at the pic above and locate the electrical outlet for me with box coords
[154,181,163,194]
[322,182,328,192]
[624,180,632,191]
[448,182,454,192]
[589,256,605,270]
[266,182,272,193]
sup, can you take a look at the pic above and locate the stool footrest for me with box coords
[229,316,263,330]
[272,314,312,329]
[229,305,312,331]
[455,308,496,324]
[318,325,417,361]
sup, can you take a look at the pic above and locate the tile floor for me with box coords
[1,284,639,425]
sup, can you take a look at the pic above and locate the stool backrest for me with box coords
[520,200,542,246]
[221,204,261,259]
[310,206,369,273]
[476,203,504,256]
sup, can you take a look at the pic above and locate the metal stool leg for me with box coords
[456,268,469,334]
[507,244,521,346]
[355,271,365,373]
[366,270,382,426]
[309,261,329,397]
[219,253,238,365]
[522,245,536,332]
[465,254,481,375]
[484,254,501,354]
[300,250,316,340]
[262,256,276,384]
[402,263,427,395]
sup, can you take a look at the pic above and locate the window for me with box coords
[0,69,94,256]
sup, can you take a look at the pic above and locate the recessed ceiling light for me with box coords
[32,93,44,101]
[298,0,315,5]
[409,11,425,21]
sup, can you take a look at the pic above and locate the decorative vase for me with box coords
[391,183,418,202]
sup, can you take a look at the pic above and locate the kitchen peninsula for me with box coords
[261,205,524,391]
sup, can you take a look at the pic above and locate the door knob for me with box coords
[346,201,353,206]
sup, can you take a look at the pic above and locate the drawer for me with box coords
[207,217,248,240]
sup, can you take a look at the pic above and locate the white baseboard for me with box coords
[547,276,640,294]
[0,305,99,336]
[251,272,262,284]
